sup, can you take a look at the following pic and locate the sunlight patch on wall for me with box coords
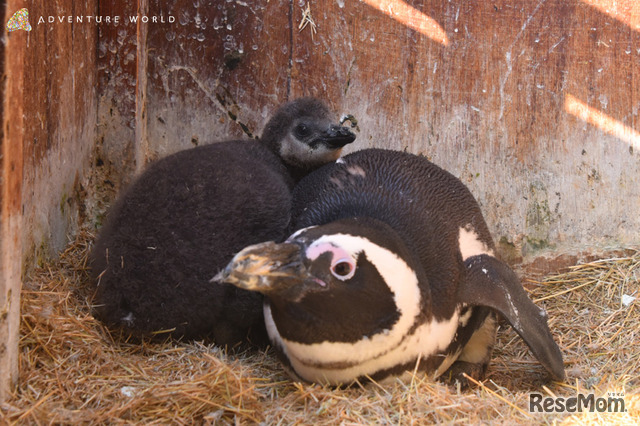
[565,94,640,149]
[360,0,449,46]
[580,0,640,30]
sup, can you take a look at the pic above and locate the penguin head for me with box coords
[216,218,433,383]
[260,98,356,171]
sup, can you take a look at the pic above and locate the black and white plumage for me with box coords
[217,148,565,385]
[89,97,356,345]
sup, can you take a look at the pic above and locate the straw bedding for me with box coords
[2,229,638,424]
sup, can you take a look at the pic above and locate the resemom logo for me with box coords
[6,8,32,32]
[529,392,627,414]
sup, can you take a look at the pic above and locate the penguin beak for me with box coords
[214,241,311,295]
[319,125,356,149]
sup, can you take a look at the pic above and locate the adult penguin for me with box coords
[89,97,356,346]
[218,148,565,384]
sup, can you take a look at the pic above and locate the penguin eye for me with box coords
[294,123,311,139]
[330,258,356,281]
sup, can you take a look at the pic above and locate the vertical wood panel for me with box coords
[95,0,139,192]
[136,0,149,171]
[1,0,99,400]
[21,0,98,261]
[1,0,25,403]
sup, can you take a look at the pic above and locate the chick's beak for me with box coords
[321,124,356,149]
[213,241,308,294]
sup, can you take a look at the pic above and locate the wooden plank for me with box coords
[95,0,139,189]
[1,0,98,400]
[21,1,99,258]
[136,0,149,171]
[1,0,26,403]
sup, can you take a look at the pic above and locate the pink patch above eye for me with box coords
[305,242,351,262]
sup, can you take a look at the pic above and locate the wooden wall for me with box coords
[123,0,639,261]
[1,0,639,401]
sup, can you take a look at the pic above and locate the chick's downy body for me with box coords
[90,98,356,344]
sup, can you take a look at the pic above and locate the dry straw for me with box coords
[2,230,638,424]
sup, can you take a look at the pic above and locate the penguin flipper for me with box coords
[460,254,565,381]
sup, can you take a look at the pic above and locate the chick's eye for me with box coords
[330,258,356,281]
[294,123,311,138]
